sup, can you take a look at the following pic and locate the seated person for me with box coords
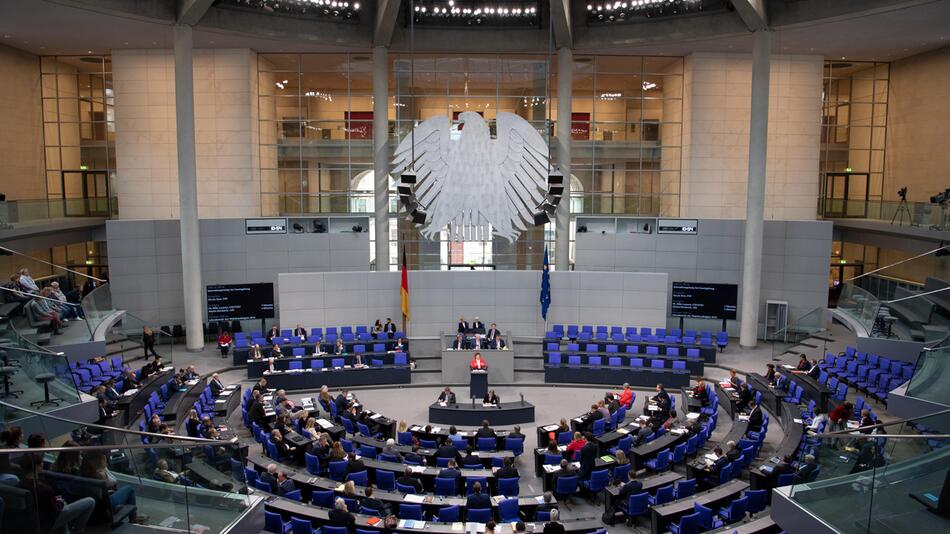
[345,451,366,476]
[293,323,307,338]
[692,379,710,407]
[328,497,356,528]
[808,359,822,379]
[452,334,467,350]
[270,429,297,458]
[736,383,753,412]
[80,450,149,523]
[461,446,483,469]
[795,454,819,483]
[551,459,576,484]
[404,444,425,465]
[765,363,777,384]
[265,325,280,344]
[466,481,491,509]
[488,335,506,350]
[470,352,487,370]
[260,463,279,491]
[508,425,526,441]
[483,389,500,405]
[707,447,729,474]
[19,453,97,533]
[724,440,741,462]
[397,467,424,493]
[393,337,407,351]
[438,387,457,404]
[276,470,295,496]
[796,354,810,371]
[633,419,652,446]
[728,369,742,388]
[362,486,389,515]
[334,339,345,355]
[439,459,462,480]
[471,317,485,333]
[476,420,496,438]
[472,333,485,350]
[154,459,179,483]
[746,400,764,434]
[565,432,587,458]
[208,373,225,395]
[495,456,519,479]
[485,322,500,343]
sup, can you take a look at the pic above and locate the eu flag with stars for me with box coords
[540,247,551,321]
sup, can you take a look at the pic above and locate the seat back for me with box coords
[654,484,674,504]
[438,505,460,522]
[498,476,520,496]
[376,470,396,490]
[675,478,696,499]
[291,517,314,534]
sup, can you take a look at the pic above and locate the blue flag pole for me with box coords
[540,247,551,330]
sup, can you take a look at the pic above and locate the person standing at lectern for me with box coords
[483,390,500,405]
[470,353,487,370]
[458,317,468,333]
[438,387,457,404]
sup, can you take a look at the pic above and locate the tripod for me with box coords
[891,197,916,227]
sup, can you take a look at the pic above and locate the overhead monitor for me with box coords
[671,282,738,320]
[206,283,275,322]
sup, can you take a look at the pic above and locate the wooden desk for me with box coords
[649,479,749,534]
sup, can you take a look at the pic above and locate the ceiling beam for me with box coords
[733,0,769,31]
[177,0,215,26]
[374,0,401,47]
[550,0,572,48]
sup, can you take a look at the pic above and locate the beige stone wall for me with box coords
[886,45,950,203]
[680,52,823,220]
[112,48,261,219]
[0,44,45,200]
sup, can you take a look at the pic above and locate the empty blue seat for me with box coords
[646,346,659,356]
[589,356,602,366]
[568,355,581,366]
[292,347,305,356]
[625,345,639,354]
[666,347,680,356]
[630,358,644,368]
[608,356,621,366]
[672,360,686,371]
[548,352,562,365]
[289,361,303,370]
[651,359,665,369]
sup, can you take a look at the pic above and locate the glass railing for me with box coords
[835,282,882,334]
[0,197,113,225]
[783,409,950,534]
[0,400,258,533]
[770,306,827,360]
[0,344,82,413]
[819,198,949,228]
[79,283,115,338]
[905,339,950,406]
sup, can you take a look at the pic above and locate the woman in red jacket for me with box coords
[470,352,487,370]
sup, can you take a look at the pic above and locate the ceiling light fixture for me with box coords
[410,1,540,27]
[586,0,725,24]
[219,0,361,20]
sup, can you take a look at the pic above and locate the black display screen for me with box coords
[206,283,275,322]
[671,282,738,320]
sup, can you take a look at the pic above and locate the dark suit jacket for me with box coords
[486,328,499,341]
[209,379,225,396]
[578,442,598,477]
[796,463,818,483]
[436,445,460,460]
[438,392,457,404]
[466,493,492,510]
[260,472,278,492]
[618,479,643,500]
[327,509,356,527]
[439,467,461,479]
[277,478,295,495]
[472,321,485,331]
[457,322,468,333]
[461,455,483,468]
[453,340,466,350]
[476,427,496,439]
[362,496,387,515]
[397,476,423,493]
[248,400,267,427]
[483,392,500,405]
[347,459,366,475]
[710,456,729,474]
[747,406,763,432]
[634,426,652,445]
[293,328,307,337]
[495,466,519,479]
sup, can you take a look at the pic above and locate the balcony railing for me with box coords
[0,197,113,225]
[819,198,948,228]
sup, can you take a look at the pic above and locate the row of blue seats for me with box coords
[238,332,407,348]
[267,354,411,372]
[260,344,403,357]
[545,342,704,358]
[69,356,124,392]
[546,353,690,371]
[817,348,913,404]
[546,325,728,346]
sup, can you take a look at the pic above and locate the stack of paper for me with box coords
[404,494,425,503]
[542,424,559,432]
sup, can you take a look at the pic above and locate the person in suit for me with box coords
[467,481,492,509]
[436,439,461,462]
[736,382,753,412]
[276,471,295,495]
[248,390,269,431]
[345,451,365,476]
[796,354,811,371]
[252,378,268,394]
[265,325,280,344]
[404,444,426,465]
[708,447,729,474]
[393,337,406,351]
[483,390,500,405]
[362,486,388,516]
[596,400,611,421]
[184,365,199,381]
[509,425,526,441]
[209,373,225,396]
[461,446,483,469]
[96,398,116,424]
[334,339,345,355]
[452,334,467,350]
[476,420,496,439]
[260,464,279,492]
[120,369,140,392]
[472,333,484,350]
[397,467,424,493]
[457,317,468,334]
[771,454,796,480]
[472,317,485,332]
[384,318,397,338]
[293,323,307,338]
[692,379,711,408]
[808,359,822,379]
[439,459,462,480]
[578,432,597,480]
[630,419,650,446]
[543,508,566,534]
[489,335,505,350]
[551,459,576,485]
[495,456,519,479]
[438,387,457,404]
[765,363,777,384]
[725,369,740,389]
[470,352,487,370]
[328,497,356,527]
[725,440,741,462]
[486,323,500,343]
[795,454,819,483]
[746,399,763,434]
[270,430,297,458]
[103,378,120,409]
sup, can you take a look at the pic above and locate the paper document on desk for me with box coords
[573,417,584,423]
[670,428,686,435]
[316,419,334,429]
[617,428,629,435]
[409,466,426,473]
[439,402,447,407]
[122,389,139,397]
[737,415,750,421]
[704,453,718,461]
[793,418,804,424]
[542,424,559,432]
[451,523,465,531]
[542,464,557,473]
[404,494,425,503]
[370,413,383,420]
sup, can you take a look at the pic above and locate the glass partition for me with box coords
[819,198,947,228]
[0,400,257,533]
[784,409,950,534]
[836,282,882,333]
[769,307,827,360]
[0,197,112,224]
[905,341,950,406]
[0,345,82,413]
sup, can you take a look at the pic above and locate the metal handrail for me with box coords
[0,439,239,455]
[813,406,950,437]
[0,398,227,444]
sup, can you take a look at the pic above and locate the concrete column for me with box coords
[373,46,390,271]
[173,24,204,352]
[739,30,771,348]
[555,47,572,271]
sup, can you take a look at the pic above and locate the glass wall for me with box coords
[258,53,683,270]
[819,61,889,218]
[40,56,116,216]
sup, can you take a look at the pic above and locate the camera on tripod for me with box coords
[931,189,950,205]
[898,187,908,200]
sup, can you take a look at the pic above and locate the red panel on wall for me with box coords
[345,111,373,139]
[571,112,590,141]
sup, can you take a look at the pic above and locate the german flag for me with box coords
[400,248,410,322]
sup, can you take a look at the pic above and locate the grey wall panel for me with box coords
[107,219,370,327]
[278,271,668,337]
[576,219,832,337]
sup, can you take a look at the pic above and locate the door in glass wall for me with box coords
[821,172,869,218]
[61,170,109,216]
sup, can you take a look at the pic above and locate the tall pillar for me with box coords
[555,47,572,271]
[173,24,204,352]
[739,30,771,348]
[373,46,390,271]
